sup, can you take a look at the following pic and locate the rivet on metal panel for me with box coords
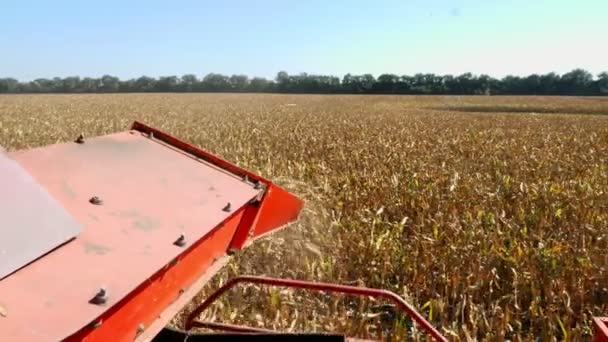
[136,323,145,335]
[74,134,85,144]
[89,196,103,205]
[222,202,232,212]
[89,288,108,305]
[174,234,186,247]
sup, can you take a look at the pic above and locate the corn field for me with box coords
[1,94,607,341]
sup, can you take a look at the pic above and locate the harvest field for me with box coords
[1,94,607,340]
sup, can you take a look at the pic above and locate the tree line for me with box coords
[1,69,607,95]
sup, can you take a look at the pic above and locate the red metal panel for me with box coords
[134,255,232,342]
[249,184,304,241]
[66,210,244,342]
[0,130,258,341]
[594,317,608,342]
[129,121,304,248]
[228,184,304,250]
[130,121,272,185]
[0,151,82,280]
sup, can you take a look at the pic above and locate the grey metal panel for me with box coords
[0,149,82,280]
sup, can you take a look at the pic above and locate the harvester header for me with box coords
[0,122,452,341]
[0,122,303,341]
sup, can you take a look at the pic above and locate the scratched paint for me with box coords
[62,181,77,199]
[83,242,111,255]
[109,210,139,218]
[133,216,160,232]
[141,244,152,256]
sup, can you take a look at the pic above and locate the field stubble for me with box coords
[1,94,607,340]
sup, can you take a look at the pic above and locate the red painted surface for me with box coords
[131,121,271,185]
[186,276,447,342]
[249,184,304,241]
[0,123,304,341]
[130,121,304,248]
[594,317,608,342]
[228,200,262,250]
[66,211,244,342]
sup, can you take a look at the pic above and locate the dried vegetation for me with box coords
[1,94,607,340]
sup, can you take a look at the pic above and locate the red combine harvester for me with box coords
[0,122,603,341]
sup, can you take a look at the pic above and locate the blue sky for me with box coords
[1,0,606,81]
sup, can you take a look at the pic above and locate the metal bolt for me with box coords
[75,134,85,144]
[89,196,103,205]
[222,202,232,212]
[90,288,108,305]
[174,234,186,247]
